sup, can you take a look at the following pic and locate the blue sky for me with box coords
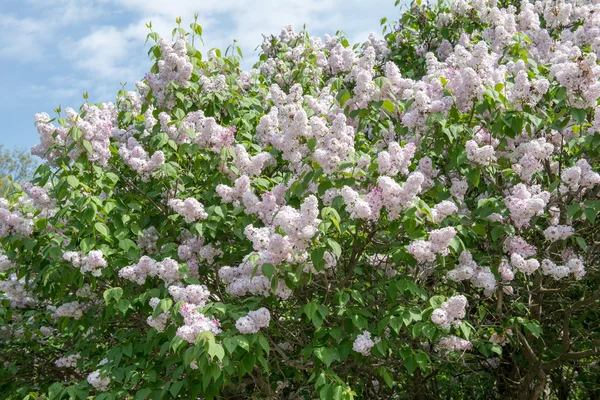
[0,0,401,153]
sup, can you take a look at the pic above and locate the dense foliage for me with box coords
[2,0,600,398]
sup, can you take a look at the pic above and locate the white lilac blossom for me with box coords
[48,301,87,320]
[431,295,468,329]
[543,225,575,242]
[168,198,208,223]
[175,302,221,343]
[437,335,473,351]
[87,370,110,391]
[465,140,495,166]
[432,200,458,223]
[377,142,416,175]
[32,104,116,167]
[510,253,540,275]
[119,256,181,285]
[63,250,107,277]
[504,184,550,229]
[408,227,457,263]
[118,137,165,180]
[144,38,193,109]
[55,353,81,368]
[235,307,271,334]
[447,251,497,296]
[352,330,380,355]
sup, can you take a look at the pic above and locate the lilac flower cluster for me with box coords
[431,295,468,330]
[235,307,271,334]
[63,250,107,277]
[118,137,165,181]
[408,227,457,263]
[119,256,181,285]
[352,330,380,356]
[175,302,221,344]
[168,198,208,223]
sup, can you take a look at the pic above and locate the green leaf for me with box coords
[94,222,110,238]
[82,140,94,155]
[326,238,342,258]
[66,175,80,188]
[135,388,152,400]
[311,247,326,272]
[404,355,417,373]
[103,287,123,304]
[570,108,587,124]
[262,263,275,280]
[583,207,597,224]
[382,100,395,113]
[415,351,429,371]
[524,321,542,338]
[169,381,184,397]
[314,347,339,367]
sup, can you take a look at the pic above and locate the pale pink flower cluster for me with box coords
[216,176,288,224]
[450,178,468,201]
[541,257,586,280]
[408,227,457,263]
[21,183,53,210]
[432,200,458,223]
[272,195,321,250]
[511,139,554,182]
[147,298,170,332]
[55,353,81,368]
[0,198,34,238]
[465,140,495,166]
[498,258,515,284]
[118,137,165,181]
[341,186,377,220]
[32,104,116,167]
[437,335,472,351]
[168,284,210,306]
[0,251,14,272]
[175,302,221,343]
[119,256,181,285]
[352,330,380,356]
[0,274,36,308]
[560,159,600,193]
[63,250,107,277]
[217,197,319,299]
[506,70,549,110]
[144,38,193,109]
[48,301,87,320]
[503,236,537,258]
[504,184,550,228]
[510,253,540,275]
[87,370,110,391]
[312,114,356,174]
[231,144,274,177]
[219,256,293,300]
[164,110,235,150]
[431,295,467,330]
[543,225,574,242]
[235,307,271,334]
[447,251,497,296]
[177,236,223,276]
[377,142,416,176]
[168,198,208,223]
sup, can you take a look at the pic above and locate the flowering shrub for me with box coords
[2,1,600,399]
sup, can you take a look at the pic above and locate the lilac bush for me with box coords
[1,0,600,399]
